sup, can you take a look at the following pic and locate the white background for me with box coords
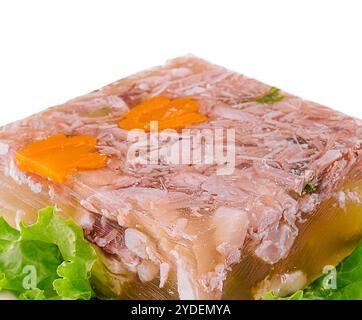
[0,0,361,126]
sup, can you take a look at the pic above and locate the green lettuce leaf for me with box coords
[264,290,304,300]
[265,240,362,300]
[0,207,97,300]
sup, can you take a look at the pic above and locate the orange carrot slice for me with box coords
[119,96,207,131]
[15,134,107,183]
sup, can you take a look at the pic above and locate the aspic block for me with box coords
[1,56,362,299]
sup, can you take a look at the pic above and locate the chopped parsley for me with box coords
[255,87,285,104]
[303,181,318,194]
